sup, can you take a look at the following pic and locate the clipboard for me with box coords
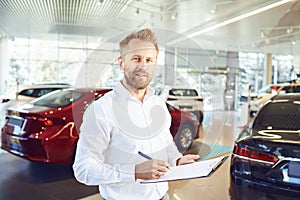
[140,155,228,184]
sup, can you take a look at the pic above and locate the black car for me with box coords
[230,93,300,200]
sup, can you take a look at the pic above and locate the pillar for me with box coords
[225,51,239,110]
[264,53,272,85]
[164,46,176,86]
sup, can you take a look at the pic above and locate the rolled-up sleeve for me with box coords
[73,102,136,185]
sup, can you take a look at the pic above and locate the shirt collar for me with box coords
[115,81,154,103]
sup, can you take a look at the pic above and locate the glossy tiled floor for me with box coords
[0,110,244,200]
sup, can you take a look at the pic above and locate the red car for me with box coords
[1,88,199,163]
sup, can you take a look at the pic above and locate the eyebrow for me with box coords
[130,54,156,59]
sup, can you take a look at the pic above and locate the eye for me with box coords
[146,58,154,64]
[132,56,141,62]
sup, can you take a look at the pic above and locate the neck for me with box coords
[121,80,147,102]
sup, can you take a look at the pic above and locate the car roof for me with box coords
[168,85,196,90]
[0,84,72,98]
[21,84,71,89]
[266,82,300,87]
[270,93,300,101]
[32,82,71,86]
[63,87,112,92]
[26,87,112,107]
[258,82,300,93]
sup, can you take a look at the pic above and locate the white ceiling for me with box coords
[0,0,299,55]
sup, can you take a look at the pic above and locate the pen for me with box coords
[138,151,152,160]
[138,151,171,170]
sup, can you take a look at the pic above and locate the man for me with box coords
[73,29,199,200]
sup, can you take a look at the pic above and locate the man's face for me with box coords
[119,39,157,89]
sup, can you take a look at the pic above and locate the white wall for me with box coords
[0,37,10,94]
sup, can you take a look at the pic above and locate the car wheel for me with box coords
[174,123,195,153]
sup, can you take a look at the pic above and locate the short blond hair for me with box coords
[119,29,159,57]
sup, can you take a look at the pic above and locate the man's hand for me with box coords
[177,154,200,165]
[135,159,170,180]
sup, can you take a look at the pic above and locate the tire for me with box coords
[174,123,195,153]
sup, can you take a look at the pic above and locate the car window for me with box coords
[169,89,198,96]
[34,88,58,97]
[294,86,300,92]
[254,102,300,131]
[19,89,35,97]
[19,88,60,97]
[32,91,83,108]
[280,85,300,93]
[281,86,292,93]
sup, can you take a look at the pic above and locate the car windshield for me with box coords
[169,89,198,96]
[31,90,83,108]
[254,101,300,131]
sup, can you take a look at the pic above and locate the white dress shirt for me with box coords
[73,82,182,200]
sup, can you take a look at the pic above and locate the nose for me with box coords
[137,58,146,68]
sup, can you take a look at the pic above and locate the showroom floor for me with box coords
[0,110,246,200]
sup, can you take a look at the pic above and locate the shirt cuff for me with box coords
[118,164,136,182]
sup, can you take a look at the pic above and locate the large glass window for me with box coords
[238,52,265,94]
[7,37,113,89]
[7,37,165,91]
[174,49,227,111]
[272,55,295,83]
[238,52,294,107]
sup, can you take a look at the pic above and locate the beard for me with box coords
[124,69,153,89]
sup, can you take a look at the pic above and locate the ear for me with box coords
[118,56,125,70]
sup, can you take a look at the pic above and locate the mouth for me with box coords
[135,72,148,78]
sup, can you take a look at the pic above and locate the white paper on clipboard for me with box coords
[140,155,228,184]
